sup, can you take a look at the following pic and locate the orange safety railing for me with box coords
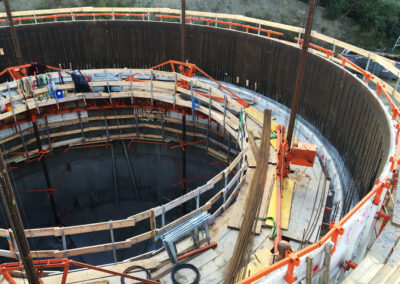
[339,54,374,83]
[155,14,198,24]
[294,37,335,59]
[198,17,242,29]
[0,63,61,80]
[376,81,400,120]
[0,12,284,39]
[0,258,161,284]
[242,24,284,37]
[0,13,149,24]
[149,59,249,107]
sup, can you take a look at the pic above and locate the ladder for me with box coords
[306,243,333,284]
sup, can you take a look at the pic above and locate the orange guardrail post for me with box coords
[376,210,391,236]
[329,222,344,253]
[284,251,300,283]
[372,181,389,206]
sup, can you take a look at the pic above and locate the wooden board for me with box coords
[245,106,277,132]
[227,164,275,234]
[282,164,330,243]
[256,167,276,233]
[42,258,157,283]
[264,178,295,230]
[227,168,255,232]
[239,247,274,278]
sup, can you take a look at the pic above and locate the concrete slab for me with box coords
[368,224,400,263]
[342,255,384,284]
[387,236,400,267]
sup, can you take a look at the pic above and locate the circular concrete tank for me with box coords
[0,21,391,198]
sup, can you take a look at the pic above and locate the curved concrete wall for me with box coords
[0,21,391,197]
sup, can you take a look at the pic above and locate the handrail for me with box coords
[338,54,374,83]
[294,37,335,59]
[0,258,161,284]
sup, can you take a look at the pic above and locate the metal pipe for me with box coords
[227,134,231,164]
[364,54,371,81]
[3,0,23,65]
[150,69,154,105]
[129,70,133,103]
[286,0,318,147]
[113,110,139,200]
[181,0,186,61]
[32,121,61,225]
[109,222,117,263]
[61,228,67,257]
[206,87,212,152]
[110,143,118,207]
[121,140,139,200]
[0,149,39,284]
[182,109,187,214]
[135,108,139,137]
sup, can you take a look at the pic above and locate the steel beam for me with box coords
[32,121,61,225]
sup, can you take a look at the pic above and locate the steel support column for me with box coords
[3,0,23,65]
[32,121,61,225]
[287,0,318,147]
[182,108,187,214]
[0,149,39,284]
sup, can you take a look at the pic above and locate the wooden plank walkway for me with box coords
[281,162,330,243]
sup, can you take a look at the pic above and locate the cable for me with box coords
[120,265,151,284]
[171,263,200,284]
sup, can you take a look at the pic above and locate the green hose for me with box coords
[266,217,277,238]
[240,215,277,238]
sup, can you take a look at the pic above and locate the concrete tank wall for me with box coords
[0,21,391,197]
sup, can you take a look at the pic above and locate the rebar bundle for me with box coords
[224,109,271,284]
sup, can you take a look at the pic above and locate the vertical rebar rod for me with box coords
[3,0,23,65]
[110,143,118,207]
[32,121,61,225]
[182,109,187,214]
[181,0,186,61]
[287,0,318,147]
[0,149,39,284]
